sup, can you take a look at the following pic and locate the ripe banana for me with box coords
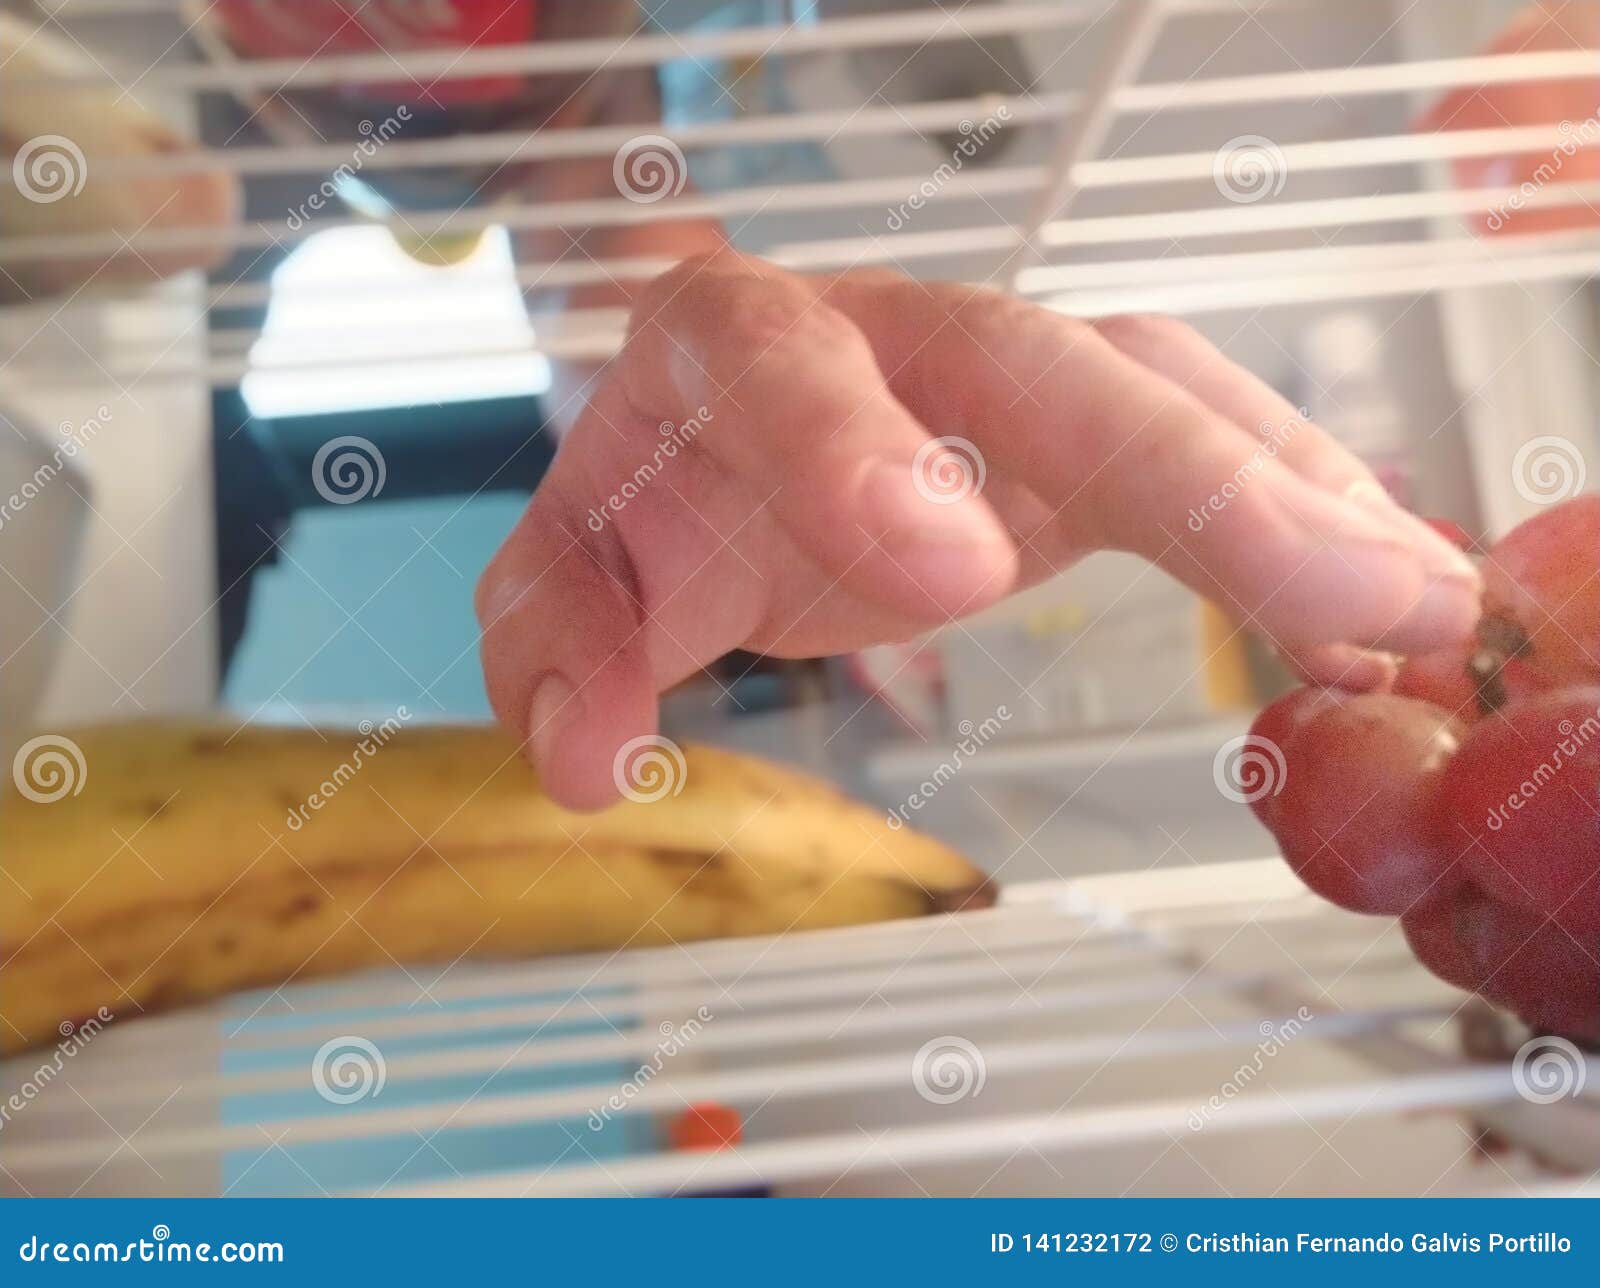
[1,721,994,1053]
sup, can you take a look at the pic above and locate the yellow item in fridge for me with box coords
[0,720,994,1052]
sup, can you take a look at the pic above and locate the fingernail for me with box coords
[1346,484,1439,546]
[1408,522,1481,585]
[1426,544,1482,586]
[1388,574,1483,644]
[1340,483,1481,585]
[1289,643,1398,692]
[1345,649,1400,692]
[1343,479,1428,528]
[1342,479,1398,514]
[528,674,577,767]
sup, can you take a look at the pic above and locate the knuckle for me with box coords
[948,284,1095,350]
[627,252,825,363]
[472,565,497,627]
[937,285,1101,385]
[829,265,907,292]
[715,279,828,354]
[1092,312,1194,350]
[474,514,560,630]
[630,247,770,323]
[940,283,1031,329]
[628,258,697,330]
[776,294,868,358]
[473,549,511,627]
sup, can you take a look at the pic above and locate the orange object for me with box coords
[210,1,539,106]
[667,1102,744,1152]
[1419,1,1600,236]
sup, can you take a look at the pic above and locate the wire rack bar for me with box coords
[3,865,1592,1196]
[5,122,1588,268]
[1011,0,1166,288]
[0,1004,1464,1173]
[131,179,1591,319]
[78,902,1122,1046]
[24,971,1302,1114]
[92,94,1071,179]
[65,46,1593,184]
[13,230,1595,387]
[382,1066,1543,1197]
[22,0,1304,91]
[1053,241,1600,316]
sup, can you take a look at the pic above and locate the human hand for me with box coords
[477,251,1481,808]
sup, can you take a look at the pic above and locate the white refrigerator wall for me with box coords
[0,22,219,737]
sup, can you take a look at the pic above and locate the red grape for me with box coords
[1492,656,1548,708]
[1245,687,1348,827]
[1482,495,1600,686]
[1395,641,1548,719]
[1394,644,1483,716]
[1435,686,1600,932]
[1269,694,1464,915]
[1249,498,1600,1028]
[1451,889,1600,1042]
[1404,885,1600,1041]
[1401,890,1482,993]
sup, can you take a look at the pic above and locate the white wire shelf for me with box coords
[52,177,1573,315]
[27,0,1306,91]
[2,860,1593,1198]
[2,9,1598,1201]
[6,121,1591,266]
[66,36,1594,186]
[11,228,1597,388]
[4,2,1596,391]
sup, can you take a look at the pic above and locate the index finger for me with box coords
[819,276,1482,657]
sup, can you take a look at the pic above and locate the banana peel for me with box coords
[0,721,994,1052]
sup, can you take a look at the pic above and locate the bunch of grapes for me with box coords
[1249,495,1600,1043]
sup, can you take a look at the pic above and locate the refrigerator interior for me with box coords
[0,0,1597,1197]
[3,860,1598,1197]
